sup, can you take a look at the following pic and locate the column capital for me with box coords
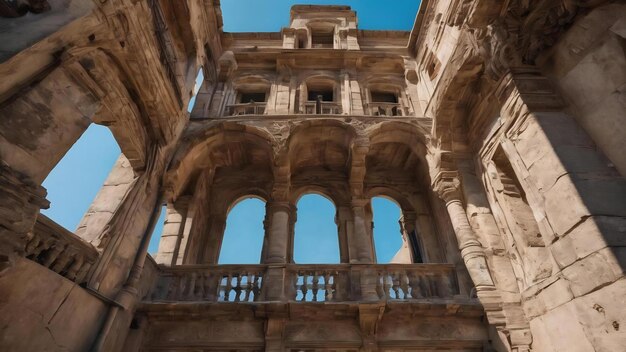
[432,170,462,203]
[266,201,294,214]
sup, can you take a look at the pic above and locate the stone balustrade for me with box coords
[366,102,405,116]
[148,263,459,303]
[303,101,342,114]
[227,102,267,116]
[153,264,265,302]
[24,214,98,284]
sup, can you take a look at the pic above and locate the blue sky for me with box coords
[221,0,421,32]
[41,1,419,263]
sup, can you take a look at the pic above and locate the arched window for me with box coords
[41,124,120,231]
[371,196,423,264]
[187,68,204,112]
[300,76,341,114]
[218,197,266,264]
[148,204,167,255]
[371,197,404,263]
[293,194,340,264]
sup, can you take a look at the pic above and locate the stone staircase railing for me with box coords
[24,214,98,284]
[147,263,459,303]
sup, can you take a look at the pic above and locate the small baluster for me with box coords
[300,272,308,302]
[312,272,320,302]
[244,272,253,302]
[24,232,40,257]
[253,272,262,301]
[65,255,84,281]
[427,273,438,297]
[234,274,243,302]
[391,271,401,299]
[224,274,233,302]
[188,272,198,300]
[42,244,64,268]
[51,248,74,274]
[196,273,205,299]
[408,272,422,299]
[324,273,333,301]
[400,270,410,299]
[375,272,385,299]
[383,273,393,300]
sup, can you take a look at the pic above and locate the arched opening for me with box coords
[293,194,340,264]
[218,197,266,264]
[187,68,204,112]
[371,197,405,263]
[366,81,406,116]
[300,76,341,114]
[148,204,167,255]
[41,124,120,231]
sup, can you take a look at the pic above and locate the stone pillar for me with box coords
[263,201,294,301]
[434,171,495,292]
[350,199,374,264]
[155,197,189,265]
[265,201,293,264]
[351,199,378,301]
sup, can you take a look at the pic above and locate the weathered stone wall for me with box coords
[0,257,107,351]
[538,3,626,177]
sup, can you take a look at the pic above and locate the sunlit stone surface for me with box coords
[0,1,625,351]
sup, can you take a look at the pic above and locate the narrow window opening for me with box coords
[371,92,398,103]
[311,29,334,48]
[307,90,333,102]
[492,147,545,247]
[239,92,267,103]
[148,204,167,255]
[372,197,415,264]
[294,194,340,264]
[41,124,120,232]
[218,197,266,264]
[187,68,204,112]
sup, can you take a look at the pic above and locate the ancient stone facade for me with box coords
[0,1,625,351]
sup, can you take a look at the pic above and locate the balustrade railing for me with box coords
[227,102,266,116]
[148,263,459,303]
[288,265,350,302]
[366,102,405,117]
[25,214,98,284]
[373,264,457,299]
[151,265,265,302]
[303,101,342,114]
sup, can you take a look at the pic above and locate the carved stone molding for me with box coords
[0,162,49,273]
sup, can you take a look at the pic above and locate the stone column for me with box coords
[155,197,189,265]
[263,200,294,301]
[433,171,496,292]
[351,199,378,301]
[350,199,374,264]
[265,201,293,264]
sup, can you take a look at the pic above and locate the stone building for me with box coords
[0,0,625,351]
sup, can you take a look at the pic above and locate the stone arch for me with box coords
[286,119,357,178]
[218,195,268,264]
[297,73,342,113]
[166,122,277,200]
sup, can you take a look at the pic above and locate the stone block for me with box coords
[543,175,626,236]
[550,216,626,269]
[562,248,624,297]
[530,301,595,352]
[570,278,626,352]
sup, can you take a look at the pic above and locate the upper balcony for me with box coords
[144,263,461,304]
